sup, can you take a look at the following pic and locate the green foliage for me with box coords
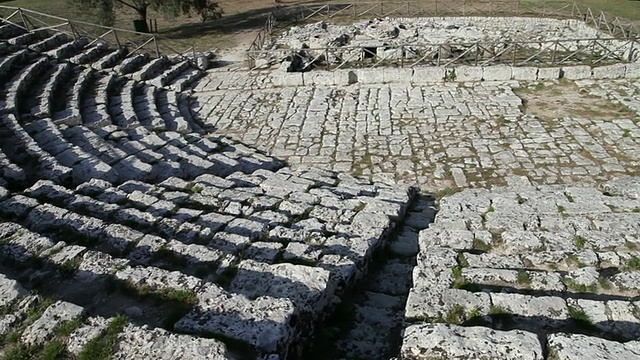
[473,238,492,252]
[78,315,128,360]
[516,271,532,286]
[627,256,640,270]
[489,305,509,315]
[557,205,566,214]
[67,0,222,26]
[53,317,83,337]
[41,340,67,360]
[444,305,465,325]
[2,344,35,360]
[457,253,469,267]
[159,289,198,304]
[598,276,611,290]
[444,68,457,82]
[574,235,586,250]
[564,277,597,293]
[568,306,591,323]
[451,266,467,289]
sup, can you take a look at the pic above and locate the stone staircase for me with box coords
[0,21,415,359]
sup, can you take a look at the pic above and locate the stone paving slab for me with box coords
[402,176,640,359]
[191,78,640,191]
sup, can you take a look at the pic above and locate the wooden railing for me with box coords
[247,0,640,69]
[0,6,197,59]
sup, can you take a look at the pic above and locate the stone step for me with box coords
[46,36,89,60]
[69,41,109,65]
[28,32,71,53]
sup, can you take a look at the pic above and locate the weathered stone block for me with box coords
[411,67,446,83]
[562,65,592,80]
[482,65,512,81]
[383,68,413,84]
[455,65,483,82]
[511,66,538,80]
[537,67,561,80]
[272,72,304,87]
[592,63,626,79]
[626,62,640,78]
[356,69,384,84]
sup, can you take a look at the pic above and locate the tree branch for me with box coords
[113,0,141,11]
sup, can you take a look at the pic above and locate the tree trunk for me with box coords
[133,4,150,32]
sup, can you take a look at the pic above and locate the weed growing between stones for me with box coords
[574,235,586,250]
[626,256,640,270]
[79,314,128,360]
[444,305,465,325]
[516,271,532,287]
[451,266,467,289]
[567,254,587,268]
[564,277,597,293]
[473,238,492,252]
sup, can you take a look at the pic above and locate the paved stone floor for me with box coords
[191,75,640,193]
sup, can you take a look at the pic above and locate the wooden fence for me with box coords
[247,0,640,69]
[0,6,196,59]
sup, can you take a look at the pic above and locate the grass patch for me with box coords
[516,271,532,287]
[565,193,575,203]
[40,340,66,360]
[473,238,492,252]
[451,266,468,289]
[627,256,640,270]
[2,344,35,360]
[78,314,128,360]
[557,205,566,214]
[489,305,509,315]
[564,277,598,293]
[598,276,612,290]
[567,254,587,268]
[444,305,465,325]
[457,253,469,268]
[574,235,586,250]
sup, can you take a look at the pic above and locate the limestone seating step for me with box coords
[113,52,149,75]
[53,67,95,126]
[131,56,170,81]
[136,84,168,131]
[6,29,49,47]
[27,32,71,54]
[108,79,141,129]
[0,49,32,83]
[155,88,194,133]
[0,114,72,186]
[28,62,73,120]
[81,73,120,129]
[167,66,203,92]
[0,148,26,186]
[147,59,190,88]
[0,23,27,40]
[21,118,124,185]
[46,36,89,60]
[68,41,109,65]
[92,47,127,70]
[0,219,294,357]
[4,57,52,117]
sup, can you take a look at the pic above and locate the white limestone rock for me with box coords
[0,273,26,308]
[547,333,640,359]
[113,324,231,360]
[229,259,334,314]
[21,300,84,346]
[401,324,543,360]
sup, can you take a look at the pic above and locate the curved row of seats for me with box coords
[0,19,416,358]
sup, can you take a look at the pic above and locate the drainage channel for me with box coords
[304,194,437,360]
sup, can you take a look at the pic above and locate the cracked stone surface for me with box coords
[1,9,640,360]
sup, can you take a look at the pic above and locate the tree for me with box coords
[68,0,223,29]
